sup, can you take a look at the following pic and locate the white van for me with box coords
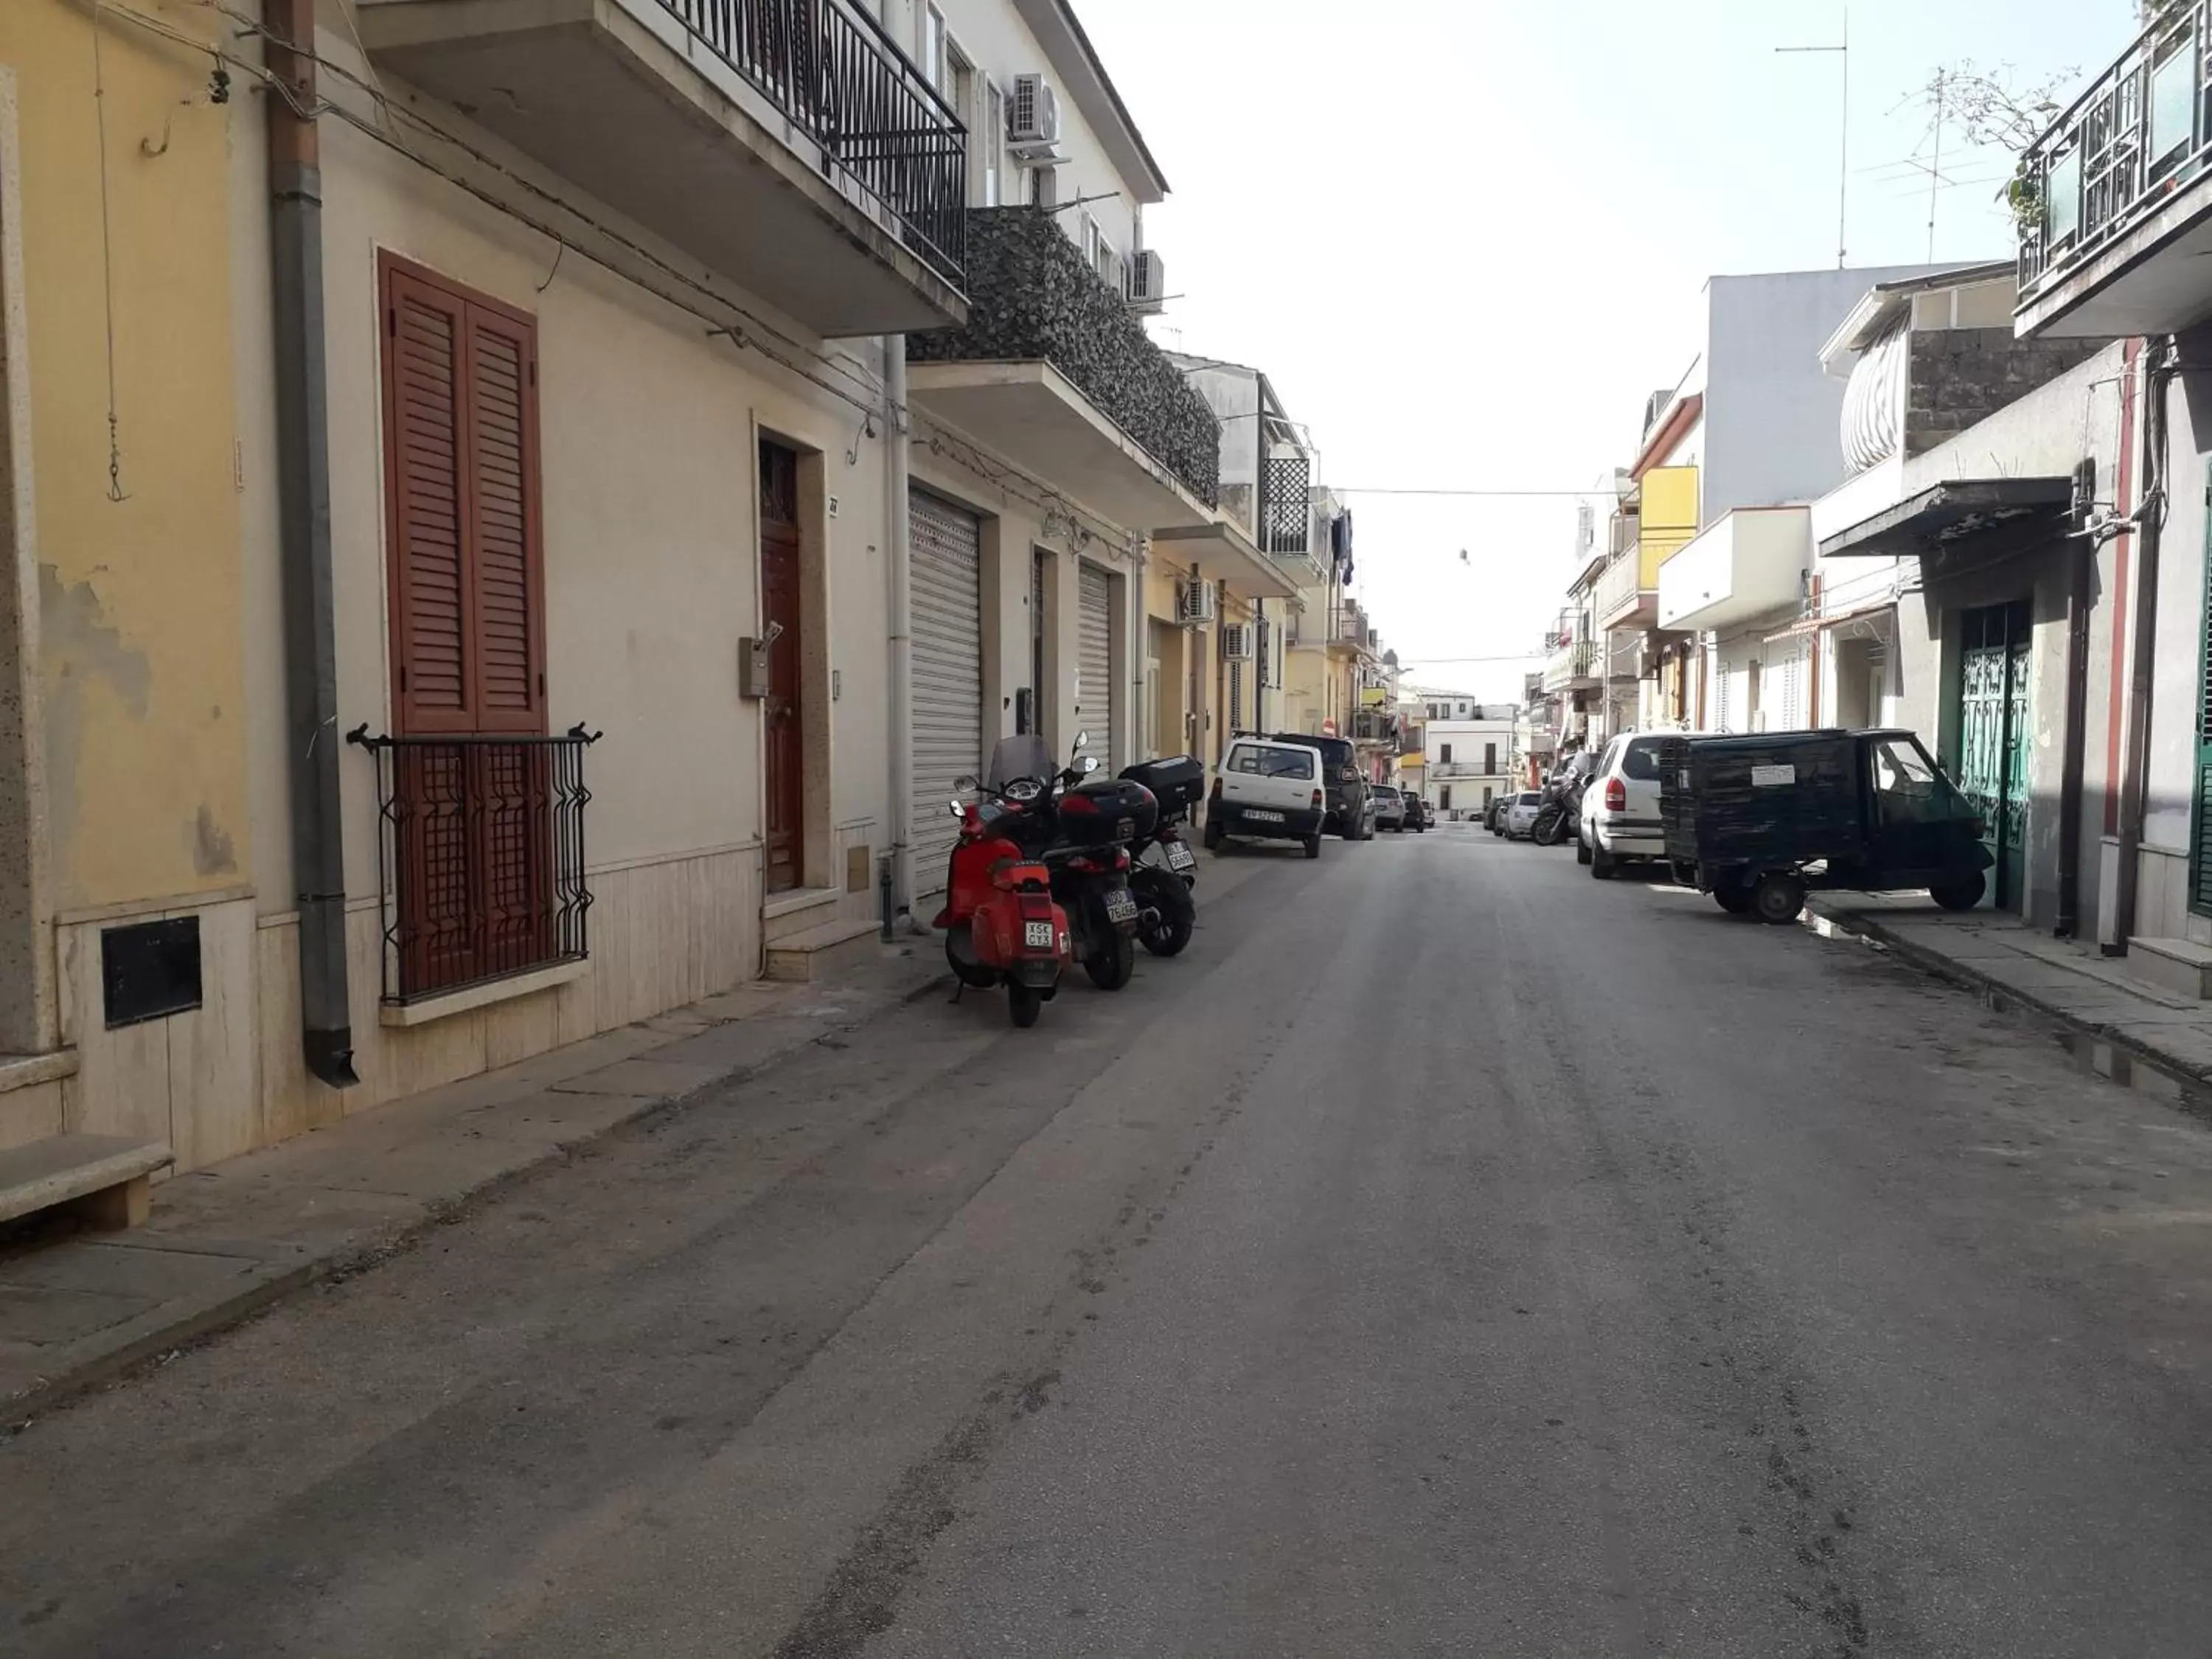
[1204,737,1326,858]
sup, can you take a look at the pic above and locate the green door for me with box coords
[1958,601,2032,911]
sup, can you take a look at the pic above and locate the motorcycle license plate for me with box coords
[1023,920,1055,949]
[1165,841,1196,871]
[1246,810,1284,823]
[1105,888,1138,923]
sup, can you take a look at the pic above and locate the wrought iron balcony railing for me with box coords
[2018,1,2211,307]
[349,726,600,1005]
[658,0,967,283]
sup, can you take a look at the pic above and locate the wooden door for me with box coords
[760,440,804,894]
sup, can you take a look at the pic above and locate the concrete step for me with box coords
[762,886,842,947]
[763,917,883,984]
[2125,936,2212,1001]
[0,1134,173,1231]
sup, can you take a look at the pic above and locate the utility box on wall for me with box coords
[737,636,771,699]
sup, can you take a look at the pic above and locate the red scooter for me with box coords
[933,739,1073,1028]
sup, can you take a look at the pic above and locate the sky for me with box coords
[1072,0,2138,701]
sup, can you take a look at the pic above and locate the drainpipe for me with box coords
[265,0,357,1088]
[2055,521,2094,938]
[2110,339,2171,958]
[883,334,914,931]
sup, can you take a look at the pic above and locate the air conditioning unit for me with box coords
[1009,74,1064,163]
[1125,248,1166,315]
[1220,622,1254,660]
[1179,578,1217,626]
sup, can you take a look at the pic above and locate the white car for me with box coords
[1578,731,1710,878]
[1204,737,1326,858]
[1501,790,1543,839]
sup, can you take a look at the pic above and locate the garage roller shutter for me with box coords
[1077,563,1114,759]
[909,490,983,898]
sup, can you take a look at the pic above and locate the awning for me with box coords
[1764,597,1897,644]
[1818,477,2073,560]
[908,361,1217,533]
[1150,518,1301,600]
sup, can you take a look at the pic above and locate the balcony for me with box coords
[1258,449,1326,587]
[358,0,966,336]
[2016,1,2212,337]
[1656,507,1810,632]
[908,207,1227,535]
[1540,637,1596,693]
[1350,710,1398,745]
[349,726,600,1008]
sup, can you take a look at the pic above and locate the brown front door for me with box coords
[760,439,805,893]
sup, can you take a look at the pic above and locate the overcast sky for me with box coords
[1074,0,2138,700]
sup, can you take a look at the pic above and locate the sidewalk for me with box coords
[0,940,947,1421]
[1808,891,2212,1083]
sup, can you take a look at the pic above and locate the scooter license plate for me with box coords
[1165,841,1196,871]
[1105,888,1138,923]
[1023,920,1055,949]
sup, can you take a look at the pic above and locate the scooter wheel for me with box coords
[1135,869,1195,957]
[1085,930,1138,990]
[1007,981,1043,1028]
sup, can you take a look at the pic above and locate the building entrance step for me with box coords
[2125,937,2212,1001]
[0,1135,173,1231]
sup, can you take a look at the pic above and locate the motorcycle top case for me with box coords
[1057,777,1159,846]
[1118,754,1204,815]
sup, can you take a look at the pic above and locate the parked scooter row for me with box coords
[933,734,1203,1027]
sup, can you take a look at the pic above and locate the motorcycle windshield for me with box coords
[985,734,1055,790]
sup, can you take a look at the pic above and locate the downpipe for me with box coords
[265,0,357,1088]
[2110,340,2173,959]
[883,335,919,934]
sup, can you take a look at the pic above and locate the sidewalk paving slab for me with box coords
[0,939,945,1422]
[1808,891,2212,1088]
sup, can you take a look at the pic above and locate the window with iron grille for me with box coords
[1261,453,1312,555]
[372,253,591,1003]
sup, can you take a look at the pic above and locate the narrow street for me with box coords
[11,824,2212,1658]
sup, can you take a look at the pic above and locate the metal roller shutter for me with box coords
[1077,563,1114,759]
[909,490,982,898]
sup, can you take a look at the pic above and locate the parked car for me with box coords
[1486,796,1509,835]
[1579,731,1709,879]
[1371,785,1407,831]
[1502,790,1543,839]
[1401,794,1431,832]
[1204,736,1326,858]
[1263,732,1372,840]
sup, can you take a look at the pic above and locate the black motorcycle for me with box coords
[1528,754,1593,847]
[1119,756,1204,957]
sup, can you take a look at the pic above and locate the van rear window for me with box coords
[1231,745,1316,780]
[1620,740,1665,782]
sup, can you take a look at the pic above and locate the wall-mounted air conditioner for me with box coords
[1009,74,1064,163]
[1179,578,1217,626]
[1220,622,1254,660]
[1126,249,1166,315]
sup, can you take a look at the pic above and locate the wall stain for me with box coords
[40,566,153,896]
[191,804,236,877]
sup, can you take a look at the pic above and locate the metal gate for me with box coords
[1958,601,2031,911]
[1077,562,1113,759]
[909,490,983,897]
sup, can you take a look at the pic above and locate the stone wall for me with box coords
[1907,328,2111,458]
[910,208,1220,507]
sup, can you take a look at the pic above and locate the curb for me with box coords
[2,969,947,1428]
[1804,898,2212,1093]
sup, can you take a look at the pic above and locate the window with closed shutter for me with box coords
[383,255,546,736]
[2196,458,2212,914]
[380,255,551,994]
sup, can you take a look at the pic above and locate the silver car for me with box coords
[1503,790,1544,839]
[1370,785,1407,831]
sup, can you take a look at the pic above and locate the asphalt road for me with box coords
[10,822,2212,1657]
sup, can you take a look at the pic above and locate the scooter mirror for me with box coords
[1081,756,1099,773]
[953,773,979,793]
[947,799,962,819]
[1075,731,1090,751]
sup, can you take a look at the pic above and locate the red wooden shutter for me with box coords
[465,305,544,734]
[384,265,474,734]
[381,254,545,737]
